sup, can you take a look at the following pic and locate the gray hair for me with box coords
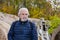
[18,8,29,16]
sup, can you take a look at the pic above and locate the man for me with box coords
[8,8,38,40]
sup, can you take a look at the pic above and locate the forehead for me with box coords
[20,10,28,14]
[21,9,28,12]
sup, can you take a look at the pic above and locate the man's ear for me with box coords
[18,15,19,17]
[18,13,20,17]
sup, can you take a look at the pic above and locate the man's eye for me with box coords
[25,14,28,15]
[22,14,24,15]
[21,13,28,15]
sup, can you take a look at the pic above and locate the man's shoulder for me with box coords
[28,20,37,29]
[12,20,19,24]
[28,20,35,25]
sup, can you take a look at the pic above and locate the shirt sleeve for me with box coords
[31,23,38,40]
[8,22,16,40]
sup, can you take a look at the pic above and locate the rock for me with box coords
[0,12,19,40]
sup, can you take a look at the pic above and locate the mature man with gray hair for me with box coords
[8,8,38,40]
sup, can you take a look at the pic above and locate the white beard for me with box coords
[20,18,28,22]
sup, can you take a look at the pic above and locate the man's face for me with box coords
[19,10,29,21]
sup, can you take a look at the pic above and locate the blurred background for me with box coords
[0,0,60,40]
